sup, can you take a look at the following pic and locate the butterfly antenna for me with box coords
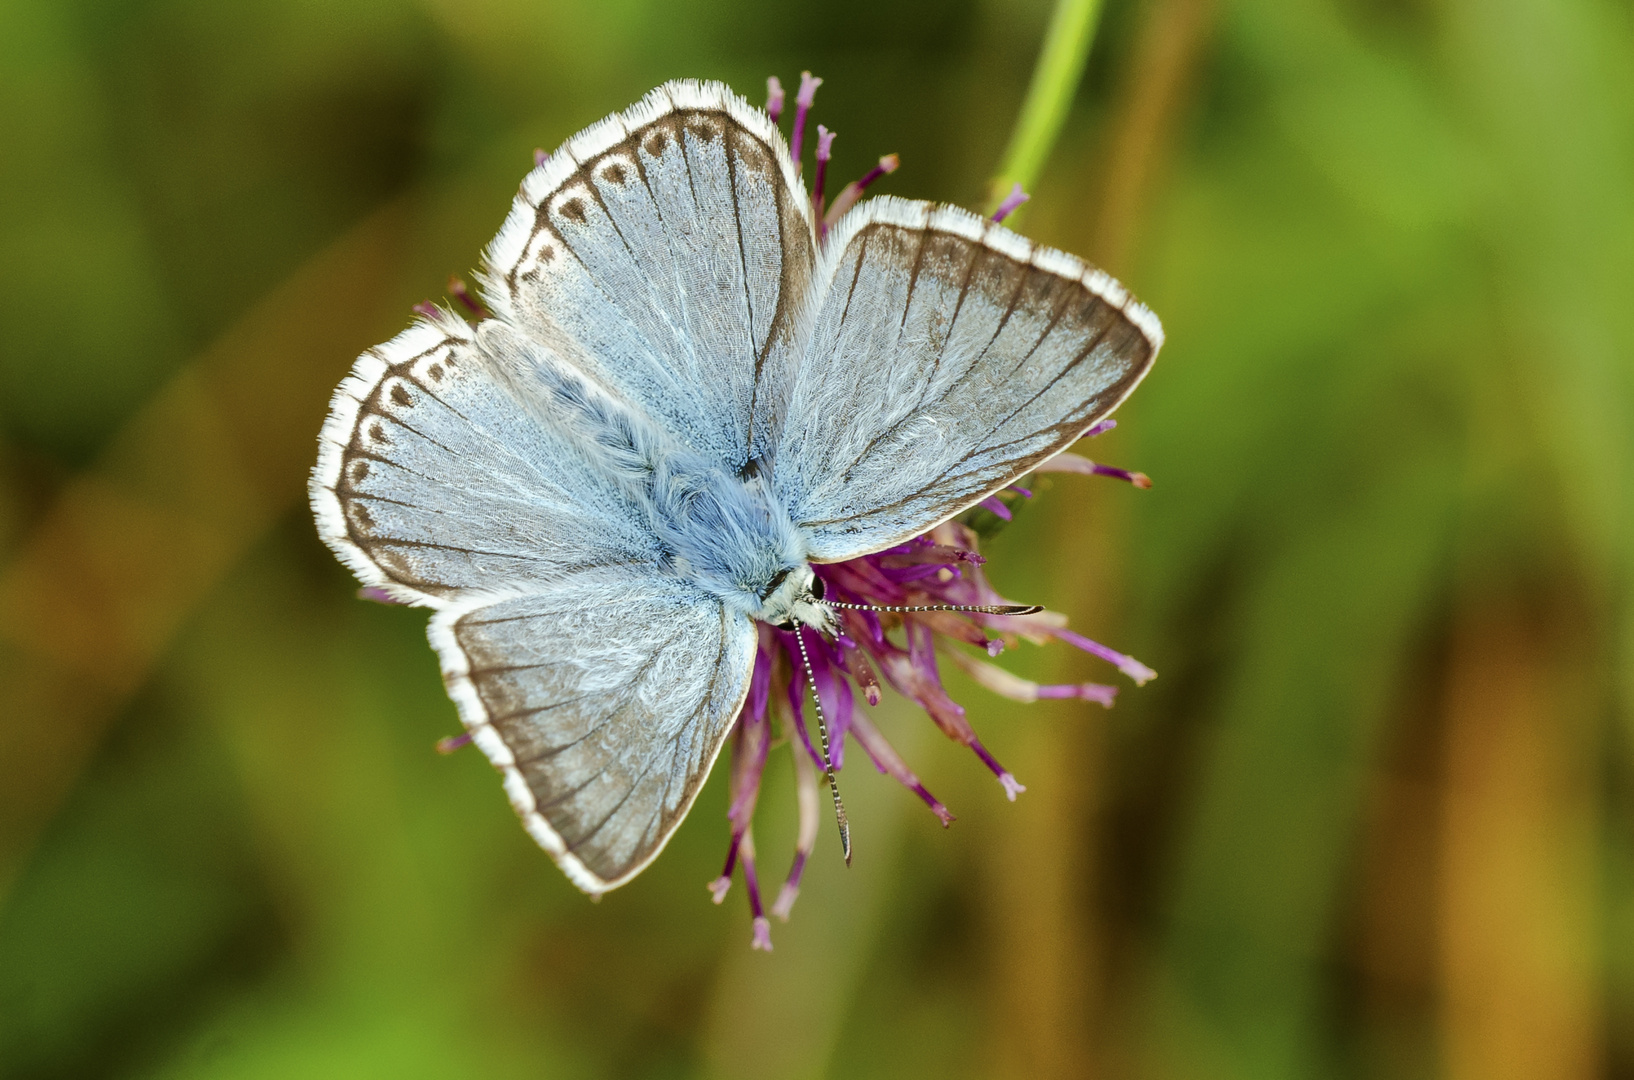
[794,626,851,866]
[823,601,1044,617]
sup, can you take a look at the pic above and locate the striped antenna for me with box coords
[822,601,1044,616]
[793,626,851,866]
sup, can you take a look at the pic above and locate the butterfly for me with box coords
[310,79,1161,896]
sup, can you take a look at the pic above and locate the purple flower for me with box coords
[708,486,1153,948]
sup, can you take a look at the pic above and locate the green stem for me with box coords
[989,0,1106,217]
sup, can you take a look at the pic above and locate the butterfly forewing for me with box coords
[774,196,1162,561]
[310,314,663,601]
[483,81,815,473]
[431,581,757,892]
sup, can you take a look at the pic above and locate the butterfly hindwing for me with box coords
[431,580,758,892]
[483,80,815,473]
[773,196,1163,561]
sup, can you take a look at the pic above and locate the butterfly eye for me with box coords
[775,619,798,632]
[809,576,826,601]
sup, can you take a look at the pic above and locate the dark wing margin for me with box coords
[773,196,1164,562]
[479,79,816,473]
[429,583,758,893]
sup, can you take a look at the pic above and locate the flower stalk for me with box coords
[989,0,1107,218]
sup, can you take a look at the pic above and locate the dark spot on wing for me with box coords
[687,118,719,143]
[643,131,669,157]
[559,198,587,224]
[368,421,389,445]
[539,245,556,264]
[376,548,413,581]
[730,131,774,178]
[350,460,370,483]
[390,384,413,408]
[427,362,444,383]
[349,503,375,531]
[601,162,628,185]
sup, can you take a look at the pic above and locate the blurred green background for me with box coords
[2,0,1632,1077]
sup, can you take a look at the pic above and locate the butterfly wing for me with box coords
[432,580,756,893]
[311,313,756,892]
[773,196,1164,562]
[311,313,663,601]
[482,80,815,473]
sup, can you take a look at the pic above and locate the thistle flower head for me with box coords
[711,486,1153,946]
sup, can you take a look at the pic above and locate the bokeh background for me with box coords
[3,0,1632,1077]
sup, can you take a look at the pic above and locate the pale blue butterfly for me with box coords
[310,80,1162,895]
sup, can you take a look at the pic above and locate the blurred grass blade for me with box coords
[0,198,415,905]
[989,0,1106,216]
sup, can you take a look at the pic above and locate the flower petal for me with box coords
[771,745,820,920]
[850,710,955,826]
[1052,627,1158,685]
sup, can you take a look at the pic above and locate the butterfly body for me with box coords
[482,318,807,619]
[643,457,805,622]
[311,80,1161,894]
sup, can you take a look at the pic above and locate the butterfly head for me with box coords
[755,564,839,638]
